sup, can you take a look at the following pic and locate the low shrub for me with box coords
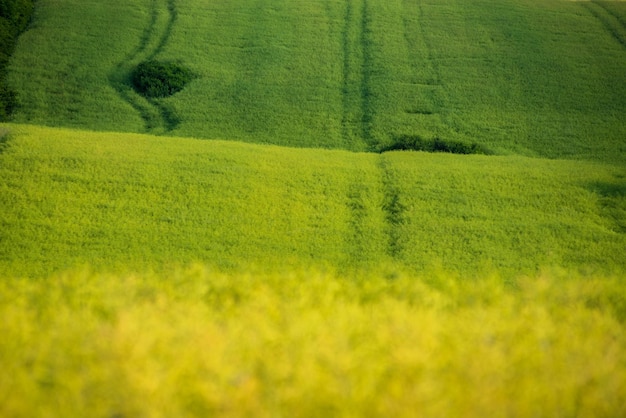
[131,60,194,98]
[0,0,35,33]
[380,135,489,155]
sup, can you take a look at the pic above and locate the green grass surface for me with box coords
[1,266,625,417]
[2,1,626,415]
[1,123,624,278]
[6,0,626,162]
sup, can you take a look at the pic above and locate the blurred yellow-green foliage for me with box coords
[1,266,624,417]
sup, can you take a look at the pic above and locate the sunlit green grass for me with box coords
[1,124,624,278]
[6,0,626,162]
[1,266,624,417]
[2,1,626,414]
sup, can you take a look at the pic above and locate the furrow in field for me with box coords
[596,0,626,28]
[108,0,179,134]
[341,0,360,146]
[0,127,9,154]
[378,155,408,260]
[346,180,371,264]
[149,0,178,60]
[406,1,441,95]
[398,0,444,137]
[341,0,373,149]
[584,1,626,51]
[360,0,374,146]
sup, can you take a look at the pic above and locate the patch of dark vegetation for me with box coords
[405,109,433,115]
[591,179,626,199]
[0,127,10,153]
[0,0,35,120]
[131,60,194,98]
[379,135,490,155]
[378,156,407,259]
[589,179,626,233]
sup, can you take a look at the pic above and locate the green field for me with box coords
[2,0,626,415]
[6,0,626,161]
[1,124,624,278]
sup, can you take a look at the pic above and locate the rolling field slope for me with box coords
[6,0,626,162]
[2,1,626,414]
[1,124,624,278]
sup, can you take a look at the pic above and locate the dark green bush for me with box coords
[380,135,489,155]
[131,60,194,98]
[0,0,34,33]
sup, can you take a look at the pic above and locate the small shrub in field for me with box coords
[0,0,35,33]
[131,60,194,98]
[380,135,489,155]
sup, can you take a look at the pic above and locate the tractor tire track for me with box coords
[346,180,370,264]
[109,0,179,134]
[345,155,409,265]
[401,0,441,117]
[341,0,374,150]
[378,155,408,260]
[360,0,374,148]
[583,1,626,52]
[401,0,439,86]
[150,0,178,62]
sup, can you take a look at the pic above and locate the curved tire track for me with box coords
[583,1,626,51]
[109,0,179,134]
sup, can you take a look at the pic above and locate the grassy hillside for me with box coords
[6,0,626,162]
[1,1,626,414]
[1,123,624,278]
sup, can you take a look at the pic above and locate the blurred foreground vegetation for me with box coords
[1,266,624,417]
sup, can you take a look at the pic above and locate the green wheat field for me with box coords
[1,0,626,416]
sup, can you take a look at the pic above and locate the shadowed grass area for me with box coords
[379,135,490,155]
